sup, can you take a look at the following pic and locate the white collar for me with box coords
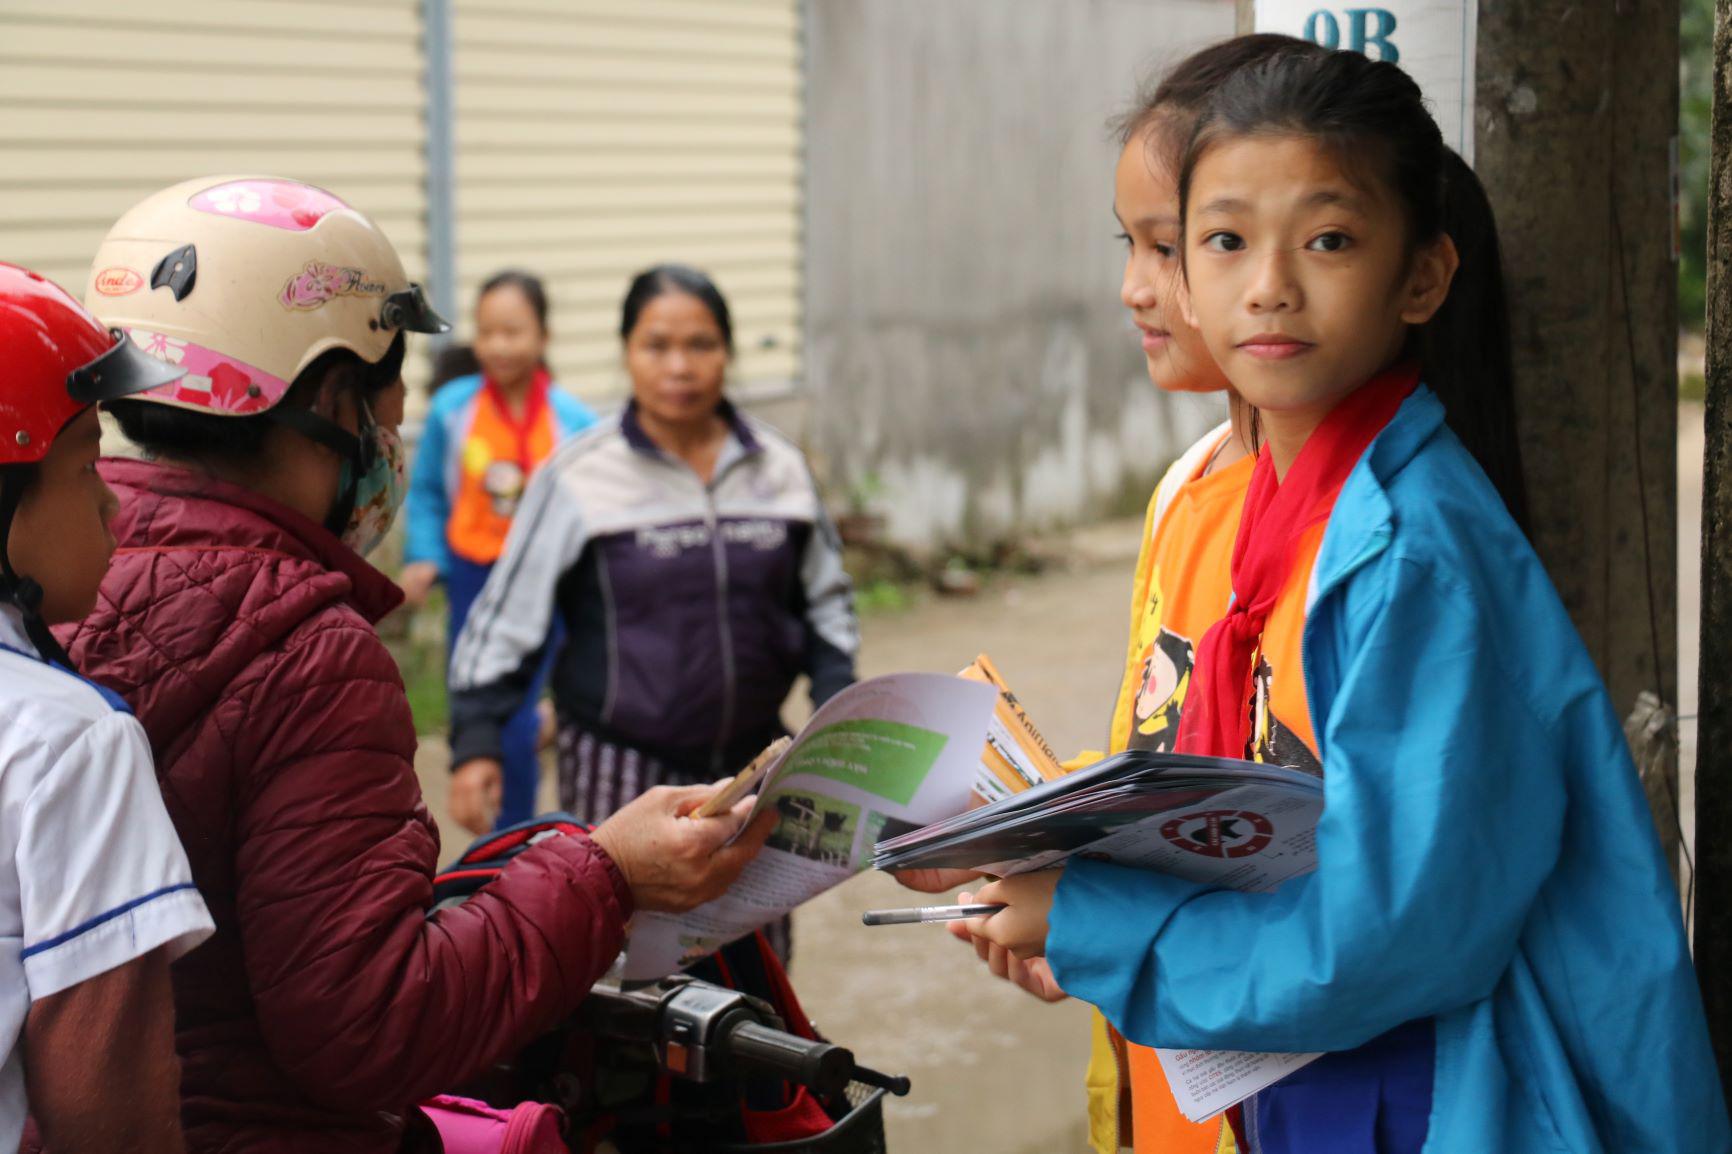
[0,604,38,658]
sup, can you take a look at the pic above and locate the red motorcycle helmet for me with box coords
[0,263,182,664]
[0,261,182,465]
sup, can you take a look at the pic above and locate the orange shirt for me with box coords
[1110,438,1248,1154]
[1110,447,1251,757]
[447,378,557,565]
[1247,520,1324,776]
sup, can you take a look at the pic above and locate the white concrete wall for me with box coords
[805,0,1238,553]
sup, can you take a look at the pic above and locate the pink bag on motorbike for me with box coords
[421,1094,566,1154]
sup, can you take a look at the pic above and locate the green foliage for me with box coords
[847,470,886,513]
[403,651,450,735]
[855,578,913,615]
[1683,0,1714,331]
[388,587,450,735]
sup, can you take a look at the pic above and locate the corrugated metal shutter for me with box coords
[0,0,428,356]
[451,0,803,404]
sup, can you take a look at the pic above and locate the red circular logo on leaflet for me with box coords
[1161,810,1274,859]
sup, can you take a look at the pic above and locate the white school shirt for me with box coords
[0,607,212,1149]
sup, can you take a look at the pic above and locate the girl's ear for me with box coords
[313,370,361,433]
[1400,233,1460,326]
[310,375,339,420]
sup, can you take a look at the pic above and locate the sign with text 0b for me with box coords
[1253,2,1476,162]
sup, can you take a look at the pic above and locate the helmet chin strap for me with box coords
[0,472,74,669]
[266,405,372,536]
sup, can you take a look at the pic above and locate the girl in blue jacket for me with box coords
[967,48,1729,1152]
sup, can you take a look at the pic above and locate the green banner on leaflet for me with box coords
[775,719,948,805]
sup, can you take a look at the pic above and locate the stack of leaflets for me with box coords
[872,747,1324,888]
[959,654,1068,801]
[871,678,1331,1123]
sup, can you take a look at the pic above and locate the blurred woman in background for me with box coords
[445,265,857,956]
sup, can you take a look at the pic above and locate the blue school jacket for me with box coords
[403,373,595,574]
[1047,387,1729,1152]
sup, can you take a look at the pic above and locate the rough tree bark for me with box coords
[1476,0,1681,868]
[1699,0,1732,1095]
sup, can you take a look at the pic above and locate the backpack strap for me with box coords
[432,814,591,906]
[751,932,819,1041]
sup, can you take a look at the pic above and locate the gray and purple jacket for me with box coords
[448,401,858,776]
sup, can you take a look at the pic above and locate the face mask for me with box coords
[335,406,406,557]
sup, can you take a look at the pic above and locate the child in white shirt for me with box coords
[0,263,213,1153]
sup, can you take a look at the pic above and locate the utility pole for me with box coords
[1699,0,1732,1095]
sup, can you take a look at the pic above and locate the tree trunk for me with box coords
[1476,0,1681,872]
[1698,0,1732,1096]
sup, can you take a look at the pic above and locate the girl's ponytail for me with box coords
[1422,150,1531,532]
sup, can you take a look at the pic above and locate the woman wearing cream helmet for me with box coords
[82,175,444,552]
[54,177,772,1154]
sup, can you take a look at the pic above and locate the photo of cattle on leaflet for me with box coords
[766,794,859,867]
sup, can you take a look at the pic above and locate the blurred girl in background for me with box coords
[402,271,594,828]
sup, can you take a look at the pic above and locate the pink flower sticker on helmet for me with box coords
[188,179,349,232]
[128,329,289,415]
[278,261,388,311]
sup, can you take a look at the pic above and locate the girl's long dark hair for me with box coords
[1111,33,1324,150]
[1177,49,1530,533]
[1426,151,1529,531]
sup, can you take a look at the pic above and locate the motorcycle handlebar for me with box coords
[581,979,911,1098]
[720,1019,856,1097]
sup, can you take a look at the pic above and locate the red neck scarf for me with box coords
[483,367,551,470]
[1175,363,1419,760]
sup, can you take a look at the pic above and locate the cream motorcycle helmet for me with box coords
[85,176,449,549]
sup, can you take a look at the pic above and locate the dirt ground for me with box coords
[783,547,1139,1154]
[413,406,1709,1153]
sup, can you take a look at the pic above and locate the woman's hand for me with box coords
[892,867,984,894]
[591,785,777,913]
[967,871,1062,961]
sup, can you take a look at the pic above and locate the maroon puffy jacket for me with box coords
[58,459,633,1154]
